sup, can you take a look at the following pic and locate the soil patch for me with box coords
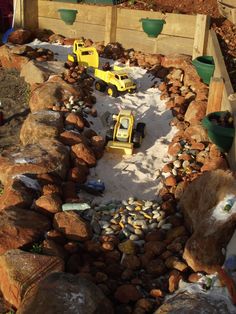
[0,68,30,153]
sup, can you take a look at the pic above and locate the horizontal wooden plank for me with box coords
[38,17,105,41]
[116,8,196,38]
[38,1,107,25]
[116,28,193,55]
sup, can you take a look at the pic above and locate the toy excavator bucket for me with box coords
[106,141,133,155]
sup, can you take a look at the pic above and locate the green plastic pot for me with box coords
[202,111,235,153]
[58,9,78,25]
[192,56,215,85]
[140,18,166,38]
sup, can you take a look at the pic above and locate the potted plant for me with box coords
[58,8,78,25]
[202,111,235,153]
[140,18,166,38]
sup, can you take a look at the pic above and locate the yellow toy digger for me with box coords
[68,40,99,68]
[106,109,145,155]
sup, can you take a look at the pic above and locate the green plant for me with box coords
[30,243,43,254]
[6,309,16,314]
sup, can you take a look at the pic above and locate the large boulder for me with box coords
[161,54,192,70]
[20,60,51,85]
[0,249,64,309]
[0,207,51,254]
[155,286,235,313]
[0,45,29,71]
[180,170,236,273]
[17,273,114,314]
[0,175,40,211]
[0,139,69,184]
[53,211,92,241]
[29,76,80,112]
[20,111,64,145]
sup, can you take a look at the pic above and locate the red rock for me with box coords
[65,112,85,131]
[42,239,68,260]
[168,270,183,293]
[201,157,228,172]
[184,124,209,142]
[62,181,78,201]
[209,144,222,159]
[174,95,185,106]
[158,82,167,92]
[53,211,92,241]
[188,273,203,283]
[42,184,61,196]
[190,142,205,151]
[167,242,183,253]
[95,272,108,283]
[115,284,142,303]
[146,259,166,275]
[59,130,86,146]
[144,241,166,257]
[145,230,166,242]
[150,289,164,298]
[67,167,88,183]
[90,135,105,150]
[174,180,189,200]
[161,54,191,69]
[0,45,29,71]
[168,142,182,156]
[184,101,207,125]
[102,242,115,251]
[0,249,64,309]
[8,29,32,44]
[35,193,62,216]
[165,175,177,187]
[165,226,187,244]
[165,100,175,109]
[71,143,96,167]
[45,229,66,245]
[162,164,172,173]
[135,298,153,312]
[160,250,172,260]
[165,256,188,272]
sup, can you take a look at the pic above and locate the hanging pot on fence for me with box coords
[192,55,215,85]
[140,18,166,38]
[58,9,78,25]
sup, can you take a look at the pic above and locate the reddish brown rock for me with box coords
[165,256,188,272]
[42,184,61,196]
[144,241,166,257]
[115,284,141,304]
[184,124,209,142]
[180,169,236,273]
[165,175,177,187]
[188,273,203,283]
[150,289,163,298]
[90,135,105,150]
[42,239,68,260]
[35,193,62,216]
[8,29,32,44]
[53,211,92,241]
[201,157,228,172]
[62,181,78,201]
[168,270,183,293]
[145,230,166,242]
[20,111,63,145]
[146,259,166,275]
[67,166,88,183]
[121,255,141,270]
[168,142,182,156]
[0,207,51,254]
[161,54,191,69]
[165,226,187,244]
[0,139,69,184]
[59,130,87,146]
[209,144,222,159]
[0,45,29,70]
[71,143,96,167]
[65,112,85,131]
[136,298,153,312]
[184,101,207,125]
[190,142,205,151]
[0,249,64,309]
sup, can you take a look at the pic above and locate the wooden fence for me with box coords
[15,0,209,57]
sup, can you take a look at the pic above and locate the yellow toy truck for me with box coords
[106,109,145,155]
[68,40,136,97]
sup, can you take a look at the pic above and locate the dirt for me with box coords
[119,0,221,18]
[0,68,30,153]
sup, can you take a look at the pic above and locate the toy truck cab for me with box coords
[68,40,99,68]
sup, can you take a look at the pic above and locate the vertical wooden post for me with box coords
[105,6,117,45]
[14,0,25,28]
[192,14,210,59]
[206,77,224,114]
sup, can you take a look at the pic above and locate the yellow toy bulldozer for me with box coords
[106,109,145,155]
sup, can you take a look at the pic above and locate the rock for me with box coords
[62,181,78,201]
[65,112,86,131]
[154,288,234,314]
[201,157,229,172]
[20,111,64,145]
[174,181,189,200]
[104,42,125,59]
[168,142,182,156]
[121,255,141,270]
[136,298,153,312]
[35,193,62,216]
[0,249,64,309]
[114,284,141,303]
[0,176,37,211]
[42,183,61,196]
[0,139,69,184]
[150,289,163,298]
[90,135,105,151]
[53,211,92,241]
[67,166,88,183]
[161,54,192,69]
[42,239,68,260]
[29,77,79,112]
[8,29,32,44]
[184,124,209,142]
[165,256,188,272]
[209,144,222,159]
[0,207,51,254]
[59,130,87,146]
[18,273,113,314]
[165,175,177,187]
[48,34,65,44]
[180,169,236,273]
[184,101,207,125]
[168,270,183,293]
[144,241,166,257]
[71,143,96,167]
[20,60,50,85]
[146,259,166,275]
[0,45,29,70]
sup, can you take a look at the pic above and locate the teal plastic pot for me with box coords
[202,111,235,153]
[192,56,215,85]
[58,9,78,25]
[140,18,166,38]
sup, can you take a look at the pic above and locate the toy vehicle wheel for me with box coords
[133,131,142,148]
[107,85,118,98]
[105,129,113,144]
[95,80,106,92]
[136,122,146,138]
